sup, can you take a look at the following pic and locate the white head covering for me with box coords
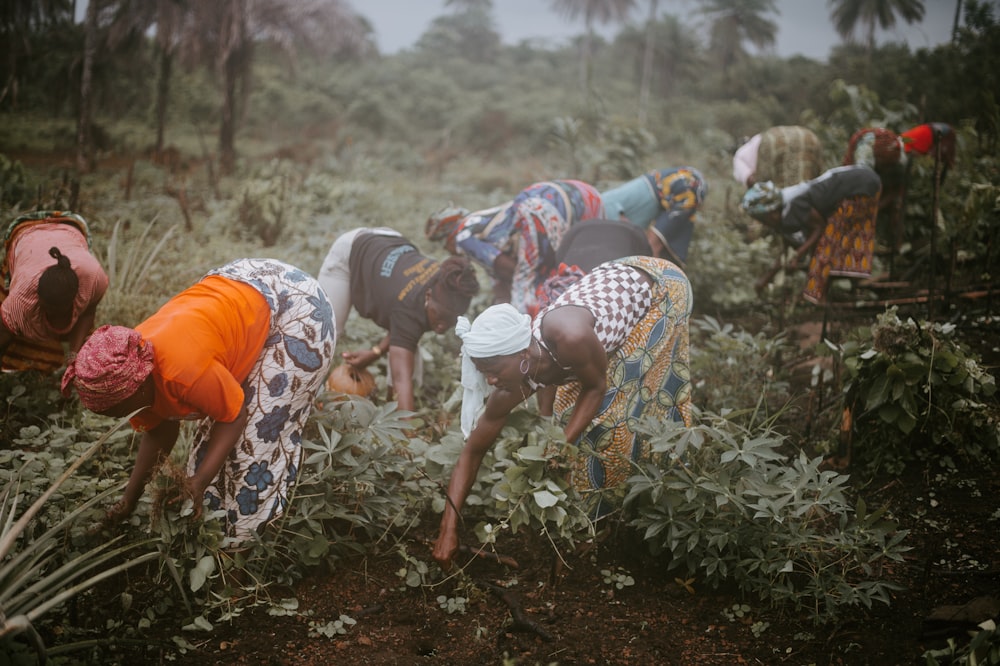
[455,303,532,436]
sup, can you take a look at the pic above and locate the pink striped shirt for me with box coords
[1,223,109,341]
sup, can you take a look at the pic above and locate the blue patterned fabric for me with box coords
[190,258,335,540]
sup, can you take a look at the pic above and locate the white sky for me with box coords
[357,0,961,61]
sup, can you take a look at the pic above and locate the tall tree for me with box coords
[182,0,369,174]
[416,0,501,62]
[76,0,100,172]
[637,0,659,124]
[700,0,778,75]
[828,0,926,54]
[106,0,190,158]
[0,0,73,108]
[549,0,637,93]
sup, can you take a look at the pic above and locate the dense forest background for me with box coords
[1,0,997,184]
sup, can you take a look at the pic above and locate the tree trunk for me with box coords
[952,0,963,41]
[637,0,659,125]
[219,52,239,175]
[76,0,99,174]
[154,48,172,157]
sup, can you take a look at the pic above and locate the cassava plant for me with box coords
[624,414,910,625]
[137,394,428,623]
[835,307,999,475]
[0,419,159,662]
[425,408,597,565]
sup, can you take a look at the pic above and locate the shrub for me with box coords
[836,307,999,475]
[625,414,909,625]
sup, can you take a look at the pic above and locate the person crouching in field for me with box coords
[741,165,882,304]
[61,258,335,541]
[600,167,707,268]
[0,211,109,373]
[432,256,692,569]
[425,179,604,315]
[317,227,479,412]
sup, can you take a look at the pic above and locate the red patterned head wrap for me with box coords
[60,325,154,412]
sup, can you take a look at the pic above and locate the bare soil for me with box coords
[49,313,1000,666]
[64,455,998,666]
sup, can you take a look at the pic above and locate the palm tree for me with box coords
[76,0,100,172]
[549,0,637,93]
[700,0,778,75]
[182,0,369,174]
[828,0,926,54]
[0,0,72,108]
[106,0,189,159]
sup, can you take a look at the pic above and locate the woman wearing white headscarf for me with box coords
[433,256,692,569]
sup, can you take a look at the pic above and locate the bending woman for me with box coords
[741,164,882,303]
[433,256,692,568]
[600,167,707,267]
[61,258,335,541]
[425,179,604,315]
[317,227,479,411]
[0,211,109,372]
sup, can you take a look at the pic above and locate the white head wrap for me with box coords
[455,303,532,436]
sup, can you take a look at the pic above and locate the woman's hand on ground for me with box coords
[432,528,459,571]
[87,498,135,536]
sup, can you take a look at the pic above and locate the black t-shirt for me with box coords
[555,219,654,272]
[781,165,882,235]
[348,232,437,351]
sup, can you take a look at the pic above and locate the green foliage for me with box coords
[0,419,158,662]
[689,315,792,421]
[425,410,597,559]
[97,216,180,327]
[836,307,999,475]
[0,155,33,208]
[625,414,910,625]
[923,619,1000,665]
[142,395,427,623]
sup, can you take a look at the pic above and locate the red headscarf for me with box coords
[61,324,154,412]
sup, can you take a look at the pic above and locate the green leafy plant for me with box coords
[437,594,468,614]
[132,395,427,626]
[689,315,793,422]
[425,409,597,566]
[923,619,1000,665]
[836,307,999,475]
[625,414,910,625]
[0,419,159,662]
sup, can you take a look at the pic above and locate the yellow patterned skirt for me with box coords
[803,192,880,304]
[553,256,692,504]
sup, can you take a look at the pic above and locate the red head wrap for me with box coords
[61,325,154,412]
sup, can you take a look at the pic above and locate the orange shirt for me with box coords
[131,276,270,432]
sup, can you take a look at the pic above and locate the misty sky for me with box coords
[358,0,959,61]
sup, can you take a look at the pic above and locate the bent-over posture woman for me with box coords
[433,256,692,569]
[0,210,109,372]
[425,179,604,315]
[741,164,882,303]
[317,227,479,411]
[600,167,707,267]
[61,258,335,541]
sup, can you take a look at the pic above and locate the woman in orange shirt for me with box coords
[61,258,336,540]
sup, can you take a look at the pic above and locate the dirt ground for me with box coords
[53,314,999,666]
[69,453,998,666]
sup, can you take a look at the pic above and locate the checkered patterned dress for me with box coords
[532,256,692,504]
